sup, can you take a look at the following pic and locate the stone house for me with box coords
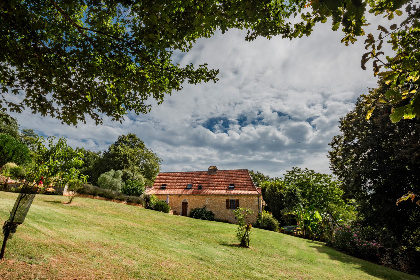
[147,166,263,223]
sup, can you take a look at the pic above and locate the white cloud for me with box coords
[10,18,384,178]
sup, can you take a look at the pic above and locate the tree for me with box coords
[3,1,416,124]
[76,148,102,183]
[283,167,350,218]
[260,179,288,223]
[0,112,20,139]
[329,82,420,251]
[20,129,39,152]
[0,0,302,125]
[0,133,31,167]
[101,133,161,186]
[27,136,87,200]
[97,169,124,192]
[249,170,272,188]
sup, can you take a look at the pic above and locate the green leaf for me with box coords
[385,89,397,99]
[389,106,405,123]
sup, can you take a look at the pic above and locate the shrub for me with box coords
[153,199,170,213]
[1,162,18,177]
[78,184,144,205]
[142,193,157,209]
[233,208,254,247]
[97,169,123,191]
[121,179,145,196]
[327,224,381,262]
[190,207,215,221]
[9,166,26,179]
[254,211,279,232]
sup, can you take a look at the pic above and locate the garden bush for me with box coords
[190,207,215,221]
[141,193,157,209]
[253,211,279,232]
[121,179,145,196]
[97,169,123,191]
[78,184,144,205]
[153,199,170,213]
[1,162,18,177]
[9,166,26,179]
[327,223,381,262]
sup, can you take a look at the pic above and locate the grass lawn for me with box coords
[0,191,418,280]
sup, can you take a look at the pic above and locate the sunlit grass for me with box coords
[0,191,418,280]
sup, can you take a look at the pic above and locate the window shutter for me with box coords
[226,199,229,209]
[236,199,239,209]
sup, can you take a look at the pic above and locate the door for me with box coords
[182,201,188,216]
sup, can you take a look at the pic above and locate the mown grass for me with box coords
[0,191,418,280]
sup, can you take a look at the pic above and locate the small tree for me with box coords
[97,169,123,192]
[233,208,254,247]
[26,136,87,202]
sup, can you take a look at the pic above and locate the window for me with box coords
[226,199,239,209]
[228,184,235,190]
[160,184,167,189]
[186,183,193,189]
[197,184,202,190]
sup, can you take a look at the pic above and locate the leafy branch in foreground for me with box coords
[2,0,419,125]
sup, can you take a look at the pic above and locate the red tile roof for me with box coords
[148,168,260,195]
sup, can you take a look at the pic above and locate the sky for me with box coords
[10,19,386,179]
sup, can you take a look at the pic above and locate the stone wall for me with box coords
[155,194,262,223]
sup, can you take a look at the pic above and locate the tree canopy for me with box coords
[329,83,420,250]
[260,168,353,226]
[0,133,31,166]
[0,111,20,139]
[85,133,161,186]
[1,0,418,124]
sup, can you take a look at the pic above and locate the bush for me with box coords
[233,208,254,247]
[121,179,145,196]
[153,199,170,213]
[97,169,123,191]
[190,207,215,221]
[9,166,26,179]
[253,211,279,232]
[142,193,157,209]
[1,162,18,177]
[327,224,381,262]
[78,184,144,205]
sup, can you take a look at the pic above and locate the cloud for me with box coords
[9,19,382,178]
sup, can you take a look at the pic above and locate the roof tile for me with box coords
[148,169,260,195]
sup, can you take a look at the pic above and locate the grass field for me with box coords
[0,191,418,280]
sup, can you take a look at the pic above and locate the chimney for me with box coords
[208,166,218,175]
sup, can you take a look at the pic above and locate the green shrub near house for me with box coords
[254,210,279,232]
[153,199,170,213]
[121,179,145,197]
[190,207,215,221]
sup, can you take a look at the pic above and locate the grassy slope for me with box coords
[0,191,418,280]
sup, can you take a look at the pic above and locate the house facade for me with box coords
[147,166,263,223]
